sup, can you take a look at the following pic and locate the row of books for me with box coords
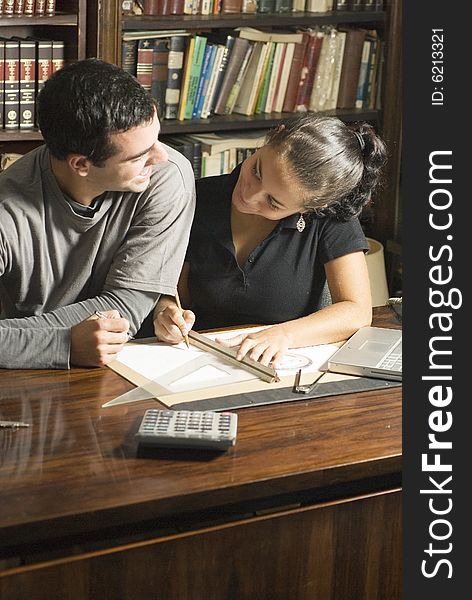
[138,0,383,16]
[164,130,267,178]
[0,0,55,16]
[1,37,64,130]
[124,25,382,122]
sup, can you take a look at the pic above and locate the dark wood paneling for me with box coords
[0,490,401,600]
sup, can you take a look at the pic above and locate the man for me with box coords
[0,59,195,369]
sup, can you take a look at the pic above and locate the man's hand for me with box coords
[70,310,130,367]
[154,305,195,344]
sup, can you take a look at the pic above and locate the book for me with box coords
[336,28,366,109]
[51,40,64,73]
[233,41,268,116]
[324,30,346,110]
[164,135,195,169]
[184,35,207,119]
[254,42,276,114]
[151,38,170,117]
[200,44,225,118]
[236,27,304,45]
[282,33,309,112]
[169,0,185,13]
[306,0,331,11]
[14,0,25,14]
[241,0,257,12]
[214,37,251,115]
[0,40,4,128]
[273,41,295,112]
[121,38,138,76]
[136,38,154,93]
[257,0,274,12]
[364,31,379,108]
[224,41,254,114]
[177,36,196,120]
[208,34,235,115]
[45,0,55,15]
[275,0,292,12]
[221,0,242,12]
[164,35,187,119]
[3,0,15,14]
[34,0,46,14]
[263,42,285,113]
[292,0,306,10]
[192,43,215,119]
[309,27,339,112]
[3,38,20,129]
[294,29,324,112]
[168,134,202,178]
[143,0,159,13]
[183,130,267,156]
[355,38,371,108]
[18,38,36,129]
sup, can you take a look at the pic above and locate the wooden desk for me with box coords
[0,308,402,600]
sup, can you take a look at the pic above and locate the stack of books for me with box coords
[122,25,383,121]
[0,1,56,16]
[164,130,267,178]
[0,37,65,130]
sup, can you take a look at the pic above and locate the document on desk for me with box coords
[104,327,346,408]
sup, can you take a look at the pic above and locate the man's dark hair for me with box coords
[37,58,156,165]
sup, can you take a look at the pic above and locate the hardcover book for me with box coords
[0,40,4,128]
[281,33,309,112]
[308,27,339,112]
[224,41,254,115]
[272,41,295,112]
[233,41,268,116]
[214,36,251,115]
[208,34,235,115]
[18,38,36,129]
[164,35,187,120]
[200,44,225,119]
[177,36,196,120]
[294,29,324,112]
[3,38,20,129]
[336,28,366,109]
[151,38,170,117]
[136,38,154,93]
[184,35,207,120]
[51,40,65,73]
[192,43,214,119]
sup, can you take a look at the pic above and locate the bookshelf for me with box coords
[0,0,87,151]
[88,1,401,256]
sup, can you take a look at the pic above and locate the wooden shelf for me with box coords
[160,109,380,135]
[0,13,78,27]
[122,11,386,31]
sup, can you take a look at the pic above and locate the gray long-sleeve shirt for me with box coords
[0,144,195,369]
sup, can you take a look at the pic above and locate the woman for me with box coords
[153,114,387,367]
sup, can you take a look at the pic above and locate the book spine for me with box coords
[221,0,242,12]
[24,0,35,13]
[177,36,195,120]
[164,35,186,119]
[282,35,307,112]
[257,0,274,12]
[274,0,291,12]
[143,0,159,13]
[209,35,234,114]
[336,29,366,109]
[194,44,216,119]
[151,39,170,117]
[19,39,36,129]
[4,39,20,130]
[45,0,54,15]
[51,40,64,73]
[184,36,207,119]
[4,0,15,14]
[192,43,213,119]
[254,43,275,114]
[0,41,4,129]
[241,0,256,12]
[169,0,185,13]
[14,0,25,14]
[200,44,224,118]
[35,38,52,127]
[35,0,46,15]
[121,39,138,76]
[214,37,250,115]
[136,39,154,93]
[224,42,254,115]
[294,31,323,111]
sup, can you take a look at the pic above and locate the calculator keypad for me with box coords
[136,409,238,450]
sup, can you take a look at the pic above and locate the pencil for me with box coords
[174,290,190,349]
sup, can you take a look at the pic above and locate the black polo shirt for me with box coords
[188,165,368,330]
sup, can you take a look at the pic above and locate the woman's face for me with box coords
[232,146,307,220]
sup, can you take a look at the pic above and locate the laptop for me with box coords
[327,326,402,382]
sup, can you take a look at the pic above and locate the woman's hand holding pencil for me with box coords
[153,293,195,346]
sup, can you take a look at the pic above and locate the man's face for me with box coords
[86,110,168,194]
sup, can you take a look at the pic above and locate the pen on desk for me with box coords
[94,311,134,340]
[0,420,30,429]
[174,290,190,349]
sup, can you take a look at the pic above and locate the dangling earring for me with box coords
[296,214,306,233]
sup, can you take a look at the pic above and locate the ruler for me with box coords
[176,376,402,411]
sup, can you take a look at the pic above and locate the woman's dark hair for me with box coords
[37,58,156,165]
[265,114,388,221]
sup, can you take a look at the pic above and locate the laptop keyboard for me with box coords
[377,351,402,371]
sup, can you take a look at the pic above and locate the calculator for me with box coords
[135,409,238,451]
